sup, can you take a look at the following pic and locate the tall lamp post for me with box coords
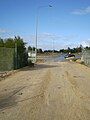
[35,5,52,62]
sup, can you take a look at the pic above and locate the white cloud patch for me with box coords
[0,29,8,34]
[24,33,79,50]
[0,28,18,39]
[81,39,90,47]
[29,33,78,42]
[72,6,90,15]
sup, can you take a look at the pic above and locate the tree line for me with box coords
[59,46,82,53]
[28,45,90,54]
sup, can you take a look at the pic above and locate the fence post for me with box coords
[15,43,18,69]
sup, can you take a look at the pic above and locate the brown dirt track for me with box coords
[0,61,90,120]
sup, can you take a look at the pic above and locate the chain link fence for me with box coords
[0,47,28,71]
[0,47,15,71]
[82,49,90,66]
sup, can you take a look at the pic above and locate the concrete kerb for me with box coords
[0,69,20,81]
[0,64,37,81]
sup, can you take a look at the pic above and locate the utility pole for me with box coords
[35,5,52,62]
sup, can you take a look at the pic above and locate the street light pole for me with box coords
[35,5,52,63]
[35,10,38,63]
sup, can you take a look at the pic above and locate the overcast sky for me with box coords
[0,0,90,50]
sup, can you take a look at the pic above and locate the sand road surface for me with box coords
[0,61,90,120]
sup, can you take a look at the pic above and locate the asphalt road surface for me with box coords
[0,61,90,120]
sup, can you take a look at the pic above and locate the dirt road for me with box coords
[0,61,90,120]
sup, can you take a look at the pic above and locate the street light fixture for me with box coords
[35,5,52,62]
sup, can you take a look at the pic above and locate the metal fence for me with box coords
[0,47,15,71]
[0,47,28,71]
[82,49,90,66]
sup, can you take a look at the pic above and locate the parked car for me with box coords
[65,54,75,59]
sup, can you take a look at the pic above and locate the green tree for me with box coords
[0,36,29,69]
[28,46,32,51]
[14,36,28,68]
[85,46,90,50]
[4,38,15,48]
[32,47,36,51]
[0,38,4,47]
[37,48,43,53]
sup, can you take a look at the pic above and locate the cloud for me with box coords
[0,28,18,39]
[0,28,8,34]
[81,39,90,47]
[29,33,78,42]
[72,6,90,15]
[23,33,79,50]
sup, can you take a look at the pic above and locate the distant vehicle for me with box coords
[65,54,75,59]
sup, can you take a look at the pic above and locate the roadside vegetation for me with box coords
[0,36,28,69]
